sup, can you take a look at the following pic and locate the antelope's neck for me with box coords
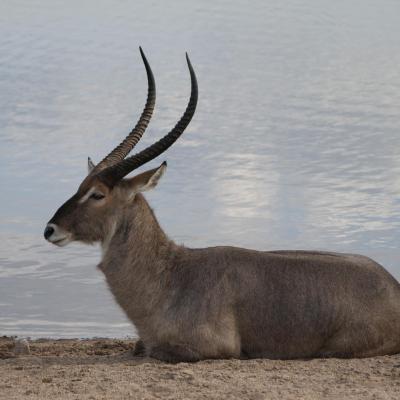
[99,193,176,271]
[98,193,178,321]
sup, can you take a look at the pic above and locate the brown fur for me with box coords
[46,166,400,363]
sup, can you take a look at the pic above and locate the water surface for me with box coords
[1,0,400,337]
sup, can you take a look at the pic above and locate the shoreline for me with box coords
[1,337,399,399]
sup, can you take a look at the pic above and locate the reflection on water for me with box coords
[1,0,400,337]
[0,233,132,337]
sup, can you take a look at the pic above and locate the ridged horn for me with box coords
[97,53,198,186]
[91,47,156,174]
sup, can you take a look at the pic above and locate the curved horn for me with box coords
[91,47,156,174]
[97,53,198,186]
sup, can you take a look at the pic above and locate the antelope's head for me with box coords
[44,48,198,247]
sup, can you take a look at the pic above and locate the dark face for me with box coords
[44,162,167,247]
[44,176,115,246]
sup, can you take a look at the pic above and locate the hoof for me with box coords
[132,339,146,357]
[150,343,201,363]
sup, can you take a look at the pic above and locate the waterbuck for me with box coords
[44,49,400,363]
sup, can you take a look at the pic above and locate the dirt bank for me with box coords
[0,337,399,399]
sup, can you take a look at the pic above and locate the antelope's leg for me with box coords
[132,339,146,357]
[150,343,201,363]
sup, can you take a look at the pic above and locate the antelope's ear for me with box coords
[87,157,95,174]
[125,161,167,195]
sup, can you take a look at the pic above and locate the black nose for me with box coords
[44,226,54,240]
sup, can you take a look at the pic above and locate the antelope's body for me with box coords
[45,49,400,362]
[100,194,400,361]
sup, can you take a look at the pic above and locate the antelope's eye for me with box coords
[90,192,105,200]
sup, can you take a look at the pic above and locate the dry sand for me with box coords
[1,337,399,400]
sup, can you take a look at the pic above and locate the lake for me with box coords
[1,0,400,338]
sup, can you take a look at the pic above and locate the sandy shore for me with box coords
[1,337,399,399]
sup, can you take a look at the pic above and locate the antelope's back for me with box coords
[229,248,400,316]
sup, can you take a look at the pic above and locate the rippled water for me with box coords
[1,0,400,338]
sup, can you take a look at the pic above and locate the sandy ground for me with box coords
[1,337,400,400]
